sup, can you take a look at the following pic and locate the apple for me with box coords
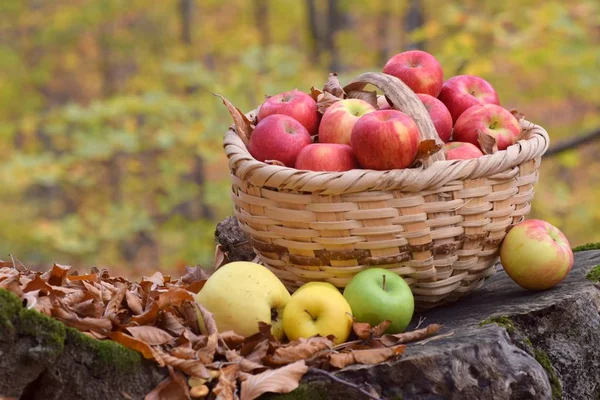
[295,143,358,172]
[343,268,414,334]
[444,141,484,160]
[437,75,500,123]
[377,95,393,110]
[453,104,521,151]
[194,261,291,340]
[350,110,420,170]
[282,283,353,345]
[257,89,320,135]
[248,114,311,167]
[383,50,444,97]
[318,99,376,145]
[293,281,340,294]
[500,219,574,291]
[417,93,453,142]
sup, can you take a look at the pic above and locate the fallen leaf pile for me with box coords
[0,257,443,400]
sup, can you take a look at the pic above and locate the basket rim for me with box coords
[224,116,549,195]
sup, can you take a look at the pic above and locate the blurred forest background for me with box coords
[0,0,599,277]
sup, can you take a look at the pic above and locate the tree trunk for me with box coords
[404,0,425,51]
[254,0,270,74]
[179,0,193,45]
[305,0,322,64]
[325,0,341,72]
[377,0,391,66]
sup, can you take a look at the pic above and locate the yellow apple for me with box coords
[282,284,353,345]
[194,261,291,340]
[293,281,340,294]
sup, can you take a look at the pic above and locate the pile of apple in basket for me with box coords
[224,50,526,172]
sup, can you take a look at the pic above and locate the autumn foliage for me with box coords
[0,256,442,399]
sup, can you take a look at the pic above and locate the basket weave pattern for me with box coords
[223,72,550,310]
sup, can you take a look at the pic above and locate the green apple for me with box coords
[194,261,291,340]
[343,268,414,334]
[500,219,573,291]
[282,284,353,345]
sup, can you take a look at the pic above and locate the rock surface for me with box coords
[2,217,600,400]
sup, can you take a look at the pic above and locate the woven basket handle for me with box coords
[343,72,446,166]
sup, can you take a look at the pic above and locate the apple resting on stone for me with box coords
[437,75,500,123]
[500,219,574,291]
[282,282,353,345]
[383,50,444,97]
[452,104,521,152]
[248,114,311,167]
[318,98,376,146]
[257,89,320,135]
[194,261,291,339]
[417,93,453,143]
[343,268,414,334]
[295,143,358,172]
[350,110,420,170]
[444,142,484,160]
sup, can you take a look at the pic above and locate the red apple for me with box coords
[295,143,358,172]
[438,75,500,123]
[444,142,484,160]
[318,99,376,146]
[350,110,420,170]
[417,93,453,142]
[257,89,320,135]
[383,50,444,97]
[248,114,311,167]
[377,95,393,110]
[453,104,521,152]
[500,219,573,291]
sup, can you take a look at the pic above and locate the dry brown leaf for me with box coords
[309,86,322,101]
[478,130,498,155]
[509,108,525,122]
[346,89,378,108]
[143,271,165,290]
[220,331,246,351]
[264,160,286,167]
[316,92,342,114]
[71,298,103,318]
[42,263,71,286]
[414,139,443,162]
[195,303,218,335]
[159,310,187,336]
[131,301,159,326]
[225,350,266,373]
[323,72,344,98]
[213,364,240,400]
[267,337,332,366]
[33,295,53,316]
[126,326,175,346]
[239,360,308,400]
[145,366,190,400]
[352,320,391,341]
[214,93,254,147]
[104,286,127,321]
[196,333,219,364]
[66,272,97,283]
[53,306,112,334]
[329,345,405,368]
[126,289,144,315]
[82,281,104,304]
[379,324,443,347]
[185,281,206,294]
[109,331,165,364]
[246,339,269,363]
[157,287,194,310]
[213,245,226,271]
[62,289,87,308]
[180,265,211,285]
[154,348,210,379]
[23,275,52,294]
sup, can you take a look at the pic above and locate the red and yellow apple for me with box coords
[350,110,420,170]
[295,143,358,172]
[444,142,484,160]
[318,98,376,145]
[500,219,574,291]
[258,89,320,135]
[452,104,521,152]
[383,50,444,97]
[417,93,453,143]
[437,75,500,123]
[248,114,311,167]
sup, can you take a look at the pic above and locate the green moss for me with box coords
[479,316,515,334]
[66,327,142,373]
[0,289,22,332]
[260,382,332,400]
[573,242,600,252]
[19,308,66,356]
[532,347,562,399]
[586,265,600,282]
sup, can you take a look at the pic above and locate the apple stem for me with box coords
[304,309,317,321]
[382,274,387,292]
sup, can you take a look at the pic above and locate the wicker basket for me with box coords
[222,72,550,310]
